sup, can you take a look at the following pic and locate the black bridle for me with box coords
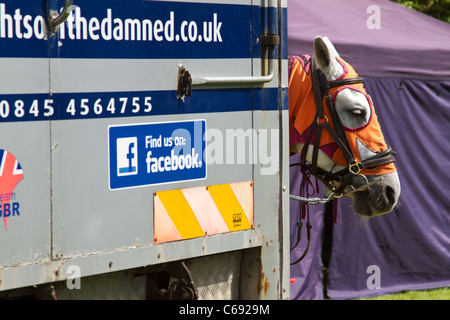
[290,56,396,264]
[301,56,396,197]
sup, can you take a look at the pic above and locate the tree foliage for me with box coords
[391,0,450,23]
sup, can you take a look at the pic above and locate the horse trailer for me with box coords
[0,0,289,300]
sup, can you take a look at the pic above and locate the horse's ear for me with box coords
[313,36,344,80]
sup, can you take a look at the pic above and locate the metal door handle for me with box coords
[191,33,279,86]
[191,58,274,85]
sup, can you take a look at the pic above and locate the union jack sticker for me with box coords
[0,149,24,230]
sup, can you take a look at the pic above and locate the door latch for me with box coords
[177,65,192,101]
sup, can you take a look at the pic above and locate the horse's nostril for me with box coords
[385,186,396,206]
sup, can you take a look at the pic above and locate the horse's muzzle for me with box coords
[349,172,400,216]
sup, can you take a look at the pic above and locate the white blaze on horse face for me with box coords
[334,88,372,129]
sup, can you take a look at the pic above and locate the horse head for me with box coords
[289,36,401,216]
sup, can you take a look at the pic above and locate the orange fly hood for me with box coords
[289,54,396,177]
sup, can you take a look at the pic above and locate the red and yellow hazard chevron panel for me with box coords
[154,181,254,244]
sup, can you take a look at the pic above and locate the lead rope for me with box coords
[290,206,312,265]
[290,194,336,265]
[333,198,338,224]
[290,169,318,265]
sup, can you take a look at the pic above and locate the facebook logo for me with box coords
[116,137,138,176]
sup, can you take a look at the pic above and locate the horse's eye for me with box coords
[351,109,365,117]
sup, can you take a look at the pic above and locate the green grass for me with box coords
[358,287,450,300]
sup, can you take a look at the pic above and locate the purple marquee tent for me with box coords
[288,0,450,299]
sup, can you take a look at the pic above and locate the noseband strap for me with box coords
[326,77,365,89]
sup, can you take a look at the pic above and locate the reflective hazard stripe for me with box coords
[156,189,205,240]
[207,184,252,232]
[154,181,254,244]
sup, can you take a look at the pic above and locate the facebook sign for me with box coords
[108,120,206,190]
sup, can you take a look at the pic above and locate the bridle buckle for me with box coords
[348,161,362,175]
